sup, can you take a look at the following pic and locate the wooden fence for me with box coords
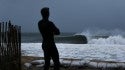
[0,21,21,70]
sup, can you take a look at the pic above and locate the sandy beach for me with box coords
[22,56,125,70]
[21,56,95,70]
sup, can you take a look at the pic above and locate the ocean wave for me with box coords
[75,29,125,45]
[21,43,125,62]
[88,35,125,45]
[22,31,125,45]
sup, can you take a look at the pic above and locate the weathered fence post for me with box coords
[0,21,21,70]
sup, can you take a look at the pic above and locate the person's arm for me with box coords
[54,27,60,35]
[50,22,60,35]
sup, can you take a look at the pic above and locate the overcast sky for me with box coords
[0,0,125,33]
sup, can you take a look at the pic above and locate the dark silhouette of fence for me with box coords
[0,21,21,70]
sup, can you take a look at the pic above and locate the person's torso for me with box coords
[38,20,55,44]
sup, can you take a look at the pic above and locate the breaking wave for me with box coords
[76,29,125,45]
[88,35,125,45]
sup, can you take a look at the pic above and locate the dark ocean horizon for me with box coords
[21,32,77,43]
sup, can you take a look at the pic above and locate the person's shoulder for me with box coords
[48,21,53,23]
[38,20,42,24]
[38,20,44,26]
[48,21,54,25]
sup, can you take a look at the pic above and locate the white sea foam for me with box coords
[88,35,125,45]
[78,29,125,36]
[21,43,125,62]
[75,29,125,45]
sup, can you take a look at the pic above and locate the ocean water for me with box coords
[21,32,125,62]
[21,32,76,43]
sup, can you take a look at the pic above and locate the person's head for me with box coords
[41,7,49,20]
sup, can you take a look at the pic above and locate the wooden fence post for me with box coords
[0,21,21,70]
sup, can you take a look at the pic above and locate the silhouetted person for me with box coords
[38,7,60,70]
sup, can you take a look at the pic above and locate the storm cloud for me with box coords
[0,0,125,33]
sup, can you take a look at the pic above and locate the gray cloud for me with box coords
[0,0,125,33]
